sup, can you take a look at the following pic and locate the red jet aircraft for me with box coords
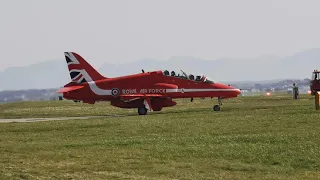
[57,52,241,115]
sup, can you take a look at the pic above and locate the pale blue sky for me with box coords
[1,0,320,71]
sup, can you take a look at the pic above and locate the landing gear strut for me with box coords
[138,107,148,115]
[213,97,222,111]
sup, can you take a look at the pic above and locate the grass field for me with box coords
[0,94,320,179]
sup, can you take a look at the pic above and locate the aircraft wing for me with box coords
[120,94,164,101]
[56,86,84,93]
[120,94,164,111]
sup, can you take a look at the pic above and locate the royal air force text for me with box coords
[122,89,166,94]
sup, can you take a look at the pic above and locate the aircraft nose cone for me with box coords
[236,89,242,95]
[217,84,241,96]
[209,83,241,97]
[234,87,241,94]
[230,86,241,96]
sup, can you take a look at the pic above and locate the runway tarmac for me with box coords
[0,116,123,123]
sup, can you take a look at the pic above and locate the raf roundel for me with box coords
[111,88,120,96]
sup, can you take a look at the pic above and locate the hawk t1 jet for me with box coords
[57,52,241,115]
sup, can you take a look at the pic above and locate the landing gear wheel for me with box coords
[213,105,220,111]
[138,107,148,115]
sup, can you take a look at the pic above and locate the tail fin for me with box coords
[64,52,106,83]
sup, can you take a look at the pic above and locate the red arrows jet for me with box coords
[57,52,241,115]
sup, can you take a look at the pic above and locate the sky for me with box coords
[1,0,320,71]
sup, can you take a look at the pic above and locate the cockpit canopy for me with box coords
[162,70,214,84]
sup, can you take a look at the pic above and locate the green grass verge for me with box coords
[0,95,320,179]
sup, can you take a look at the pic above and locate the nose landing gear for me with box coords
[213,105,220,111]
[213,97,222,111]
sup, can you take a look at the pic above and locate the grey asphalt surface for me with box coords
[0,116,122,123]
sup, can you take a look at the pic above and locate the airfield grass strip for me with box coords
[0,94,320,179]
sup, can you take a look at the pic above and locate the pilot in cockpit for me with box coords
[171,71,176,76]
[189,74,195,80]
[196,75,202,81]
[164,70,169,76]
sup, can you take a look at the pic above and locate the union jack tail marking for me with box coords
[64,52,106,84]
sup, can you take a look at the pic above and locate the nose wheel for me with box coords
[213,105,220,111]
[213,97,222,111]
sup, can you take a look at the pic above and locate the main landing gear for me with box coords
[138,107,148,115]
[213,97,222,111]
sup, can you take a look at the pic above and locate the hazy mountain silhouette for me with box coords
[1,60,69,91]
[100,48,320,81]
[1,48,319,90]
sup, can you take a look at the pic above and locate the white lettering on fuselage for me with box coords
[148,89,165,93]
[139,89,148,93]
[121,89,166,94]
[122,89,137,94]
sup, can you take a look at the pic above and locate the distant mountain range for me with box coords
[1,48,320,91]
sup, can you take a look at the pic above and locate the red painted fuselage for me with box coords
[58,52,241,114]
[63,71,240,101]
